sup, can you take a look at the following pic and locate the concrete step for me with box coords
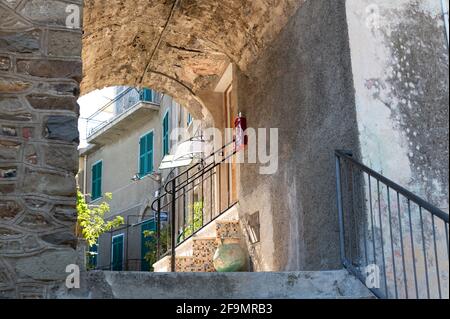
[55,269,376,299]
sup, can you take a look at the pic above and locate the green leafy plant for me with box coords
[76,190,124,247]
[179,201,204,241]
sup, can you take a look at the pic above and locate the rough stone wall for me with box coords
[0,0,82,298]
[237,0,359,271]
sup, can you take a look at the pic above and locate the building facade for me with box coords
[77,87,196,271]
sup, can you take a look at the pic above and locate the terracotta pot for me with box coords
[213,237,246,272]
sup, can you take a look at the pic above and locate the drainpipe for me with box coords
[441,0,449,47]
[83,155,88,197]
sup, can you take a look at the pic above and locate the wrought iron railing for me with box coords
[86,87,161,138]
[151,140,238,271]
[335,150,449,299]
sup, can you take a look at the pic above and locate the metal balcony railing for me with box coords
[335,150,449,299]
[86,88,161,138]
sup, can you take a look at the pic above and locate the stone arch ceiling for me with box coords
[82,0,303,118]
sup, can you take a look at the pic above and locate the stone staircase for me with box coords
[153,209,245,272]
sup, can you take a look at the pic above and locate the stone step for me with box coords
[153,206,243,273]
[192,238,218,272]
[215,220,240,240]
[58,270,376,299]
[175,256,195,272]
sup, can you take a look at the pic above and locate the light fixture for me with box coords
[173,136,206,161]
[159,155,193,170]
[131,172,161,182]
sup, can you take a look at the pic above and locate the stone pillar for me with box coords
[0,0,82,298]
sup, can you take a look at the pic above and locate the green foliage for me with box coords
[179,201,204,241]
[76,190,124,247]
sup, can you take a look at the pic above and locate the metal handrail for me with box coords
[335,150,449,299]
[86,88,161,138]
[163,140,235,195]
[151,140,238,272]
[335,150,448,222]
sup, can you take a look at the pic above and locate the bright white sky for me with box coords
[78,87,116,148]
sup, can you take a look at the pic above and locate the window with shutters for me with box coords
[140,88,154,103]
[91,161,102,200]
[139,131,154,178]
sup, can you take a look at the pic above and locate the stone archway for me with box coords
[81,0,303,122]
[79,0,306,274]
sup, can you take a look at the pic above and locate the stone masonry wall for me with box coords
[0,0,82,298]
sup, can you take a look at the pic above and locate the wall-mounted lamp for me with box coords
[131,172,162,182]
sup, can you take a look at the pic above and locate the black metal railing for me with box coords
[335,150,449,299]
[151,140,238,271]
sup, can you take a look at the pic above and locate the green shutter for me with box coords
[163,113,169,156]
[139,136,146,177]
[91,161,102,200]
[148,132,154,173]
[97,162,102,197]
[112,235,124,271]
[141,88,153,102]
[139,132,154,177]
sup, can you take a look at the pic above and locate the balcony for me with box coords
[86,88,161,145]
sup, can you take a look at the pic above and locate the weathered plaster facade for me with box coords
[345,0,449,299]
[346,0,449,211]
[0,0,82,298]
